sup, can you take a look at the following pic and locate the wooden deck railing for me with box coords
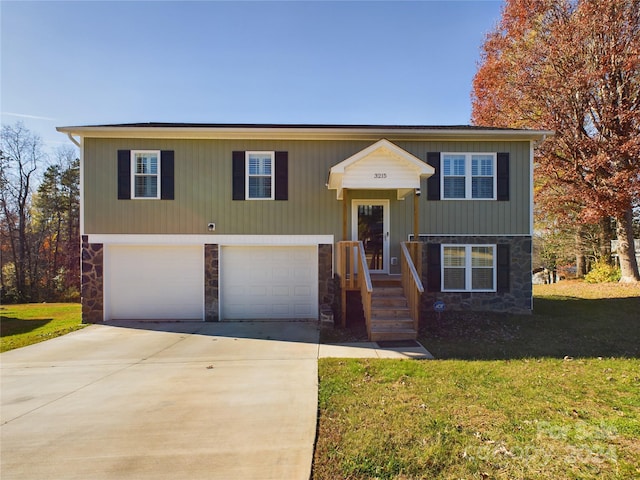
[400,241,424,332]
[336,241,373,337]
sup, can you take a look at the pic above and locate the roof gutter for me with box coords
[56,125,555,142]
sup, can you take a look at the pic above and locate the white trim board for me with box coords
[87,234,334,246]
[409,233,532,238]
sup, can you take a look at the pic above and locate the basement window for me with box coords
[442,244,496,291]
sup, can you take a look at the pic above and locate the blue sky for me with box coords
[1,0,503,150]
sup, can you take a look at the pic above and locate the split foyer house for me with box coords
[57,123,551,341]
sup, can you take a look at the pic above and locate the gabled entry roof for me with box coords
[327,139,435,199]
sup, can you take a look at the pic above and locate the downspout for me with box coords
[533,134,548,149]
[67,133,81,148]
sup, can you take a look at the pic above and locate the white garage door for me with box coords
[221,246,318,320]
[107,245,204,321]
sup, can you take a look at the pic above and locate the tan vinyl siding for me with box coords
[83,138,531,236]
[415,140,531,235]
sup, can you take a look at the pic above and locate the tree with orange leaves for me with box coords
[472,0,640,282]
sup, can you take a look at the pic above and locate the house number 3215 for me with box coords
[374,173,387,179]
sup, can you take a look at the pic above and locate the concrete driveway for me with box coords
[1,321,319,480]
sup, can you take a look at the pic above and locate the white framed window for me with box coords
[442,153,496,200]
[131,150,160,199]
[246,151,274,200]
[442,244,496,292]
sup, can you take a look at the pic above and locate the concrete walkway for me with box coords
[1,321,432,480]
[319,341,433,359]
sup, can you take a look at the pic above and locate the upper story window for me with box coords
[442,244,496,292]
[246,151,274,200]
[232,150,288,201]
[442,153,496,200]
[132,150,160,199]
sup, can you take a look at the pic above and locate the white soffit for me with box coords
[327,139,434,199]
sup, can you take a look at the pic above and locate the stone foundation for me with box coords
[81,235,104,323]
[81,240,332,323]
[420,236,532,314]
[318,244,334,309]
[204,244,219,321]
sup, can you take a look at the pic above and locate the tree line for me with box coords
[1,122,80,303]
[472,0,640,282]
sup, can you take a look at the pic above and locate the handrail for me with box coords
[356,241,373,339]
[336,241,373,337]
[401,241,424,332]
[401,242,424,292]
[356,242,374,293]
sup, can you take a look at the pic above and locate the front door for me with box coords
[352,200,389,273]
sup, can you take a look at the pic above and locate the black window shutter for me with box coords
[497,152,510,201]
[427,243,442,292]
[117,150,131,199]
[496,244,510,292]
[426,152,440,201]
[160,150,174,200]
[275,151,288,200]
[232,151,245,200]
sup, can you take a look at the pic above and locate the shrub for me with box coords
[584,260,621,283]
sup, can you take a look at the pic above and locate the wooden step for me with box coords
[370,326,417,341]
[371,298,408,309]
[371,275,402,288]
[367,276,418,341]
[371,317,414,329]
[371,307,411,319]
[372,287,404,297]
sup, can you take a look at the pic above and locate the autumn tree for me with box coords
[32,147,80,300]
[1,123,80,302]
[472,0,640,282]
[0,122,45,301]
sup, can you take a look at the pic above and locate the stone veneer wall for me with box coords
[81,235,104,323]
[80,241,331,324]
[318,244,334,310]
[204,244,219,321]
[420,236,532,314]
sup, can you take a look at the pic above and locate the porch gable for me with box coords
[327,139,434,200]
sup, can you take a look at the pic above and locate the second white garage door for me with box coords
[220,246,318,320]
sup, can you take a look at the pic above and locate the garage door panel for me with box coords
[273,286,289,296]
[221,246,318,320]
[294,305,312,316]
[273,268,291,281]
[273,304,290,315]
[294,285,311,296]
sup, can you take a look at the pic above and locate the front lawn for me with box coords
[0,303,84,352]
[422,281,640,360]
[313,281,640,479]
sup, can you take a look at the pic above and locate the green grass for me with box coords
[314,281,640,479]
[0,303,84,352]
[421,281,640,360]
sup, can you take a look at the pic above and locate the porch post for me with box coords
[413,188,420,241]
[341,188,348,328]
[342,188,349,241]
